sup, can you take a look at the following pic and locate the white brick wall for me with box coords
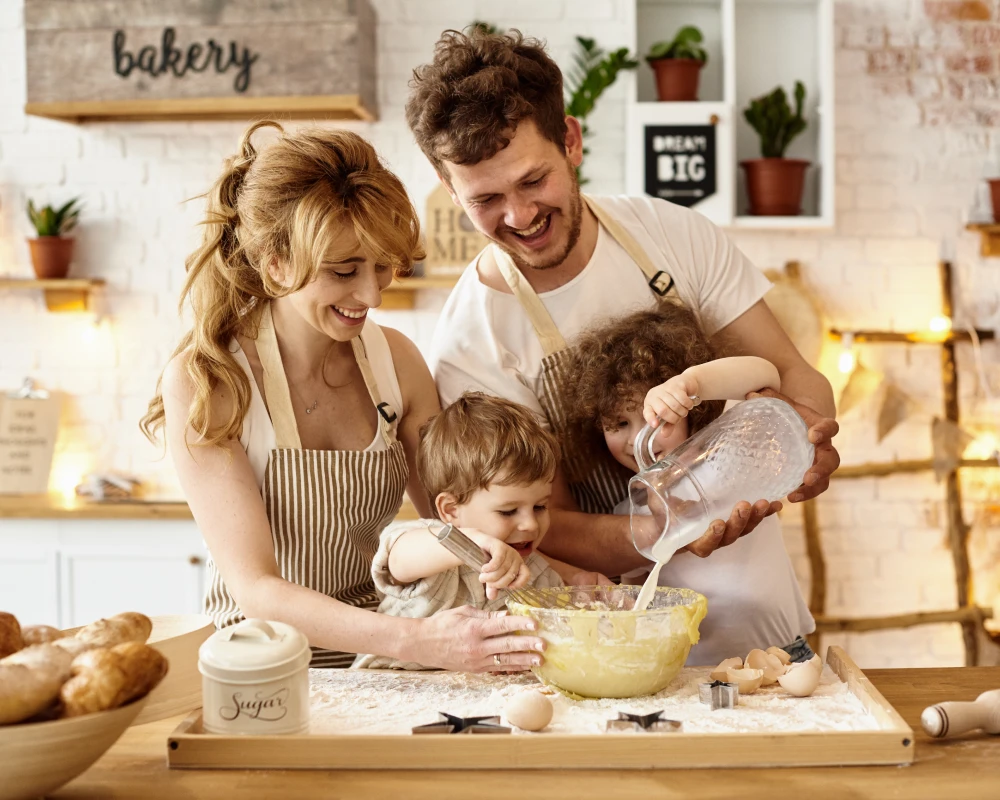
[1,0,998,667]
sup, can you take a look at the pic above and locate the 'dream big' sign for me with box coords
[25,0,376,113]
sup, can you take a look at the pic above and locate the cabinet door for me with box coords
[58,521,207,627]
[0,521,61,626]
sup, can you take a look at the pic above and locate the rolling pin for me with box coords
[921,689,1000,738]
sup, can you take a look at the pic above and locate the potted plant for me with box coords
[740,82,809,216]
[645,26,708,102]
[26,197,81,279]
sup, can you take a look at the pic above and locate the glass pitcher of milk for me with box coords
[629,397,814,563]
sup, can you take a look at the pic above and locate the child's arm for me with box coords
[386,523,531,600]
[643,357,780,426]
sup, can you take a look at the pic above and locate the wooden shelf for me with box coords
[966,222,1000,258]
[829,328,995,344]
[0,277,106,312]
[380,277,459,310]
[0,493,421,522]
[24,95,375,124]
[834,458,999,479]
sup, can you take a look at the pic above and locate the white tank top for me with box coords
[230,320,404,488]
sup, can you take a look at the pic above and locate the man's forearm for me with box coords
[539,508,648,576]
[777,363,836,419]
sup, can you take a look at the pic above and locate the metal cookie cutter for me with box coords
[606,710,682,733]
[411,712,511,734]
[699,680,739,710]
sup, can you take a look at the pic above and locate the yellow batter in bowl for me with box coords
[507,586,707,699]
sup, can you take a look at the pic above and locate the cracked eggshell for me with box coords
[726,667,764,694]
[766,646,792,666]
[710,656,744,682]
[777,662,821,697]
[806,654,823,673]
[746,649,785,685]
[504,689,553,731]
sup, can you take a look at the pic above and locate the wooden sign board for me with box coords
[0,395,61,495]
[24,0,376,122]
[423,184,489,277]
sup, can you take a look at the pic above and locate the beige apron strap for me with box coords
[583,195,678,299]
[351,333,396,448]
[256,303,302,450]
[491,247,567,357]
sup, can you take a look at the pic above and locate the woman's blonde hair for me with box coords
[141,120,424,449]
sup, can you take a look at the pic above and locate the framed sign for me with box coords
[423,184,488,277]
[24,0,377,122]
[0,394,61,495]
[644,125,716,207]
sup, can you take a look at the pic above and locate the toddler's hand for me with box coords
[476,537,531,600]
[643,373,700,427]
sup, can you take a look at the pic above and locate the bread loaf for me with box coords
[60,642,168,717]
[0,644,75,724]
[0,611,24,658]
[22,624,65,646]
[58,612,152,650]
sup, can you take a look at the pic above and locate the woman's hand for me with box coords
[473,536,530,600]
[643,373,700,427]
[414,606,546,673]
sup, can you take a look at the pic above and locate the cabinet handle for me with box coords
[188,555,203,566]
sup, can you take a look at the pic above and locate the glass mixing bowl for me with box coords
[506,585,707,699]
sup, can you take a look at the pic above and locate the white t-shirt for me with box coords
[428,195,814,665]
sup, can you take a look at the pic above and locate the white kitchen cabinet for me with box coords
[0,517,207,628]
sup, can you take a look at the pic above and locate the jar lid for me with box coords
[199,619,311,683]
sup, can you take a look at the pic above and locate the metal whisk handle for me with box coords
[431,522,487,570]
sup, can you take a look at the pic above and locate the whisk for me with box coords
[429,521,550,607]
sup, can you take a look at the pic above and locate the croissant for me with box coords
[21,624,65,646]
[60,642,168,717]
[57,612,152,650]
[0,644,75,724]
[0,611,23,658]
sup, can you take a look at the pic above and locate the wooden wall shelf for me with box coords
[0,277,105,311]
[380,277,458,310]
[24,96,374,124]
[829,328,995,344]
[966,222,1000,258]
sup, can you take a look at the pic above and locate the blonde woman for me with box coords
[142,121,544,671]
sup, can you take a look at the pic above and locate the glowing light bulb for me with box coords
[929,316,952,334]
[838,349,856,374]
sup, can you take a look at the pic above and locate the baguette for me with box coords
[0,611,23,658]
[60,642,168,717]
[58,612,152,650]
[22,624,65,646]
[0,644,75,724]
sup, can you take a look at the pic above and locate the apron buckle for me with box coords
[648,270,675,297]
[377,402,398,423]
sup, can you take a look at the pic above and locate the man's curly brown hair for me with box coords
[566,305,727,467]
[405,28,568,174]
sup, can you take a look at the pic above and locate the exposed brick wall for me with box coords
[1,0,997,667]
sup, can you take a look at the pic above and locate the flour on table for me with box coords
[308,667,881,735]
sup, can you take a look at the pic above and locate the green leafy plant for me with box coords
[564,36,638,184]
[27,197,82,237]
[645,26,708,64]
[743,81,808,159]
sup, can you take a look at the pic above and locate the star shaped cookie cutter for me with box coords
[411,712,511,734]
[606,710,683,732]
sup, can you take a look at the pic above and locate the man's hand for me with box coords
[748,388,840,503]
[682,499,782,558]
[565,570,615,586]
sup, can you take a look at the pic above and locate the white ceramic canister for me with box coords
[198,618,311,735]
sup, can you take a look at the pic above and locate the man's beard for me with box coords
[494,166,584,272]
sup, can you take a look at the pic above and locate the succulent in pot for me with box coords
[645,25,708,102]
[27,197,82,279]
[740,82,810,216]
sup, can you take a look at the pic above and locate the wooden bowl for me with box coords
[136,614,214,726]
[0,695,148,800]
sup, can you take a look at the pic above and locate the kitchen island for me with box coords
[52,665,1000,799]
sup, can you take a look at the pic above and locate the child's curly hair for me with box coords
[566,304,727,469]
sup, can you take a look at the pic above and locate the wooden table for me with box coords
[52,666,1000,800]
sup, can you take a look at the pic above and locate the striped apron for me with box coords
[204,303,408,668]
[491,195,680,515]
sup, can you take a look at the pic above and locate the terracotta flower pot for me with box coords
[649,58,703,102]
[740,158,811,216]
[989,178,1000,222]
[28,236,74,279]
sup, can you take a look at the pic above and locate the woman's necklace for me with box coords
[291,343,354,415]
